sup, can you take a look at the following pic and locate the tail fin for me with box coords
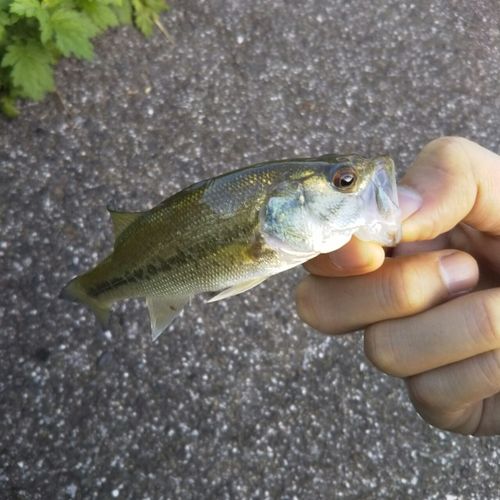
[60,276,111,330]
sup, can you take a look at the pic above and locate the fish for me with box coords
[60,154,402,340]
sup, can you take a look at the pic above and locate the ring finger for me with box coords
[405,349,500,435]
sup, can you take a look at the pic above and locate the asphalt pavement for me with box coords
[1,0,500,498]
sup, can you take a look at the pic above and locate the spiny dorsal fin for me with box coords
[106,200,145,239]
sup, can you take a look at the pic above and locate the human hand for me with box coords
[296,137,500,436]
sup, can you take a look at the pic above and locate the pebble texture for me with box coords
[1,0,500,498]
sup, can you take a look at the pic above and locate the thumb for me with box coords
[398,137,500,242]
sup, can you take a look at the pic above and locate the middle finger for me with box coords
[364,288,500,378]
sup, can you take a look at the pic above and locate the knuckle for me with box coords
[407,375,476,432]
[425,136,471,168]
[428,135,465,149]
[420,136,477,231]
[364,324,401,376]
[478,349,500,391]
[378,261,425,315]
[295,277,333,334]
[407,376,439,414]
[295,278,318,326]
[467,292,500,349]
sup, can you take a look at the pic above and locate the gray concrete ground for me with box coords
[2,0,500,498]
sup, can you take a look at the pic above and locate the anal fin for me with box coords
[146,296,190,341]
[207,276,269,303]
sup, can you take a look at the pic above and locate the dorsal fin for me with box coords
[106,200,145,239]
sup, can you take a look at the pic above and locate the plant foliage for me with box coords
[0,0,168,116]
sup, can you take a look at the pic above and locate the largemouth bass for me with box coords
[61,154,401,340]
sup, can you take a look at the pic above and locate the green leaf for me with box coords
[130,0,168,36]
[143,0,167,14]
[0,0,169,117]
[131,0,155,37]
[1,95,19,117]
[42,0,70,9]
[134,7,153,36]
[50,9,99,59]
[9,0,51,41]
[0,0,13,11]
[9,0,40,17]
[82,1,118,30]
[39,12,52,42]
[43,39,62,60]
[0,12,9,41]
[1,39,54,99]
[113,0,131,24]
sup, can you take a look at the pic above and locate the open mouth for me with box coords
[354,157,402,246]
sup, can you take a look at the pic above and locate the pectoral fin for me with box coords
[207,277,268,303]
[146,296,191,340]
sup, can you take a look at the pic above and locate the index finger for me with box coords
[303,236,386,277]
[400,137,500,241]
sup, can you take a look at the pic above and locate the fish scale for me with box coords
[61,154,401,340]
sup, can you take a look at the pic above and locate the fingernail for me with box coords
[438,252,478,295]
[398,186,423,220]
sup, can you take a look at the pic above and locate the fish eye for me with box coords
[332,166,358,191]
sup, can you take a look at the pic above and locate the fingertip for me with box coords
[329,239,385,272]
[295,275,317,327]
[304,238,386,277]
[437,251,479,295]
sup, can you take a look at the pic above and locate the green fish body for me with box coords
[61,154,401,339]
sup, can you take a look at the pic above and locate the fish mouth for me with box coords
[354,156,402,246]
